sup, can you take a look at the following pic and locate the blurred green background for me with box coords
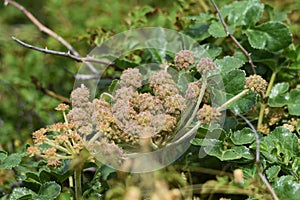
[0,0,299,153]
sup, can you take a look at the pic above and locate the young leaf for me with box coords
[287,89,300,116]
[38,181,61,199]
[230,128,255,145]
[266,165,281,182]
[0,152,25,169]
[9,188,36,200]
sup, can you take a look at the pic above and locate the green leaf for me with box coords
[268,82,289,107]
[208,21,235,38]
[38,182,61,200]
[254,127,299,165]
[221,0,264,27]
[0,152,25,169]
[268,83,300,115]
[195,139,253,161]
[183,22,210,42]
[273,175,300,200]
[215,56,245,73]
[108,79,119,93]
[223,69,245,94]
[10,188,36,200]
[0,150,7,161]
[266,165,281,182]
[230,128,255,145]
[246,22,292,52]
[287,89,300,116]
[205,145,253,161]
[201,44,222,59]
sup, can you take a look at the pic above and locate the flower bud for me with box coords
[174,50,195,70]
[245,75,268,93]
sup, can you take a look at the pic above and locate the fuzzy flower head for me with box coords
[120,68,143,88]
[70,84,90,107]
[174,50,195,70]
[245,75,268,93]
[196,57,216,76]
[197,104,221,125]
[185,81,202,101]
[149,70,175,89]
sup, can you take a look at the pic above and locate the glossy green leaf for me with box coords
[266,165,281,182]
[0,152,25,169]
[10,188,36,200]
[223,69,245,94]
[215,56,245,73]
[205,145,253,161]
[268,82,289,107]
[287,89,300,115]
[246,22,292,52]
[230,128,255,145]
[254,127,299,165]
[38,182,61,199]
[273,175,300,200]
[221,0,264,27]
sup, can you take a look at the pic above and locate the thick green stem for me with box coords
[74,166,82,200]
[257,103,266,130]
[265,72,277,97]
[217,89,249,112]
[257,71,276,129]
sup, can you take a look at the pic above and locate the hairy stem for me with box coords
[217,89,249,112]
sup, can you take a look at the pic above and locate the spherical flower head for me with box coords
[185,81,202,101]
[152,114,177,133]
[132,93,164,114]
[174,50,195,70]
[197,104,221,125]
[196,57,216,76]
[163,94,186,115]
[245,75,268,93]
[153,84,180,100]
[70,84,90,107]
[120,68,143,88]
[149,70,175,89]
[115,86,138,101]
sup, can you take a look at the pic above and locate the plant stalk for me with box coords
[74,166,82,200]
[217,89,249,112]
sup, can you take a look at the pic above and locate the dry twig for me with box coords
[31,76,71,104]
[4,0,105,74]
[210,0,257,74]
[12,37,113,66]
[235,112,279,200]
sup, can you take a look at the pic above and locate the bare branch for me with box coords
[31,76,71,104]
[210,0,257,74]
[4,0,100,74]
[12,37,113,66]
[234,112,279,200]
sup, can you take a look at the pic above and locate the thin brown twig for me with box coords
[235,112,279,200]
[209,0,257,74]
[31,76,71,104]
[12,37,113,66]
[4,0,99,74]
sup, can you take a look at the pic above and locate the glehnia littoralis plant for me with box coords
[2,0,299,199]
